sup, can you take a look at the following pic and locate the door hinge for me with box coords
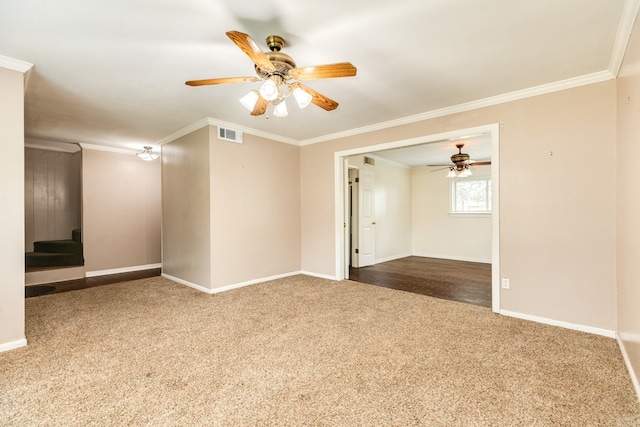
[355,248,359,254]
[355,177,360,183]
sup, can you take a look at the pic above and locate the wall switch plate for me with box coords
[501,277,510,289]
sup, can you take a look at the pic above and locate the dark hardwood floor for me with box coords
[349,256,491,308]
[26,257,491,308]
[25,268,161,298]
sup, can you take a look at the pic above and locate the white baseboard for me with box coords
[500,310,616,338]
[0,338,27,353]
[300,270,339,281]
[375,253,413,264]
[86,263,162,278]
[412,252,491,264]
[161,273,211,293]
[617,333,640,403]
[162,271,301,294]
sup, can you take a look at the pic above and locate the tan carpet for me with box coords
[1,275,638,426]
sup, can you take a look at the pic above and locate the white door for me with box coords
[356,169,375,267]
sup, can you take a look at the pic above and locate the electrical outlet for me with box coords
[501,277,510,289]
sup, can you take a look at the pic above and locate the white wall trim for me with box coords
[500,310,616,338]
[334,123,500,314]
[79,143,138,155]
[376,253,414,264]
[609,0,640,77]
[85,263,162,278]
[0,55,33,73]
[412,253,492,264]
[25,138,81,153]
[617,333,640,402]
[161,273,211,293]
[0,338,27,353]
[159,117,299,146]
[163,70,618,149]
[301,270,340,281]
[301,71,613,146]
[158,117,210,145]
[163,271,302,294]
[365,153,411,170]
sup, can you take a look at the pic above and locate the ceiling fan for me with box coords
[429,143,491,177]
[185,31,357,117]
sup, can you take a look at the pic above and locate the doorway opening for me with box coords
[334,124,500,312]
[24,140,85,289]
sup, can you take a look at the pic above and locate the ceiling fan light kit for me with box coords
[429,142,491,177]
[240,90,260,111]
[258,78,279,101]
[292,87,312,108]
[273,99,288,117]
[448,165,472,178]
[185,31,357,118]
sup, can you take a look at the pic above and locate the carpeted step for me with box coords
[33,239,83,255]
[25,252,84,268]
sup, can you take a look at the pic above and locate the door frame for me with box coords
[333,123,501,313]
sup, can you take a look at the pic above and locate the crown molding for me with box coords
[300,70,615,146]
[160,117,299,146]
[158,117,210,145]
[609,0,640,77]
[0,55,33,73]
[25,138,81,153]
[78,143,137,155]
[164,69,617,149]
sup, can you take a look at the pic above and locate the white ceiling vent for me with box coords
[218,126,243,144]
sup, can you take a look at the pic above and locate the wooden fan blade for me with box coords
[469,161,492,166]
[293,83,339,111]
[289,62,357,80]
[185,76,260,86]
[226,31,276,72]
[251,96,268,116]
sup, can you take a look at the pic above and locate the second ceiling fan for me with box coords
[429,143,491,178]
[185,31,357,117]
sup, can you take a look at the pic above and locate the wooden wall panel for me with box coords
[24,148,81,251]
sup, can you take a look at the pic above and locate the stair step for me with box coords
[33,239,83,255]
[72,229,82,242]
[25,252,84,268]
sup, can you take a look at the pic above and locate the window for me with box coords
[451,178,491,213]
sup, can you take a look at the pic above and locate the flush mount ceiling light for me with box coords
[185,31,357,118]
[136,146,159,161]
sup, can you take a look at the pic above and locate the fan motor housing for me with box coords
[451,152,470,163]
[255,35,296,79]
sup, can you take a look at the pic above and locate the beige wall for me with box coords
[412,165,492,262]
[210,131,301,287]
[162,126,212,288]
[0,66,26,350]
[616,16,640,397]
[301,81,617,331]
[162,126,301,290]
[82,147,161,273]
[24,148,82,251]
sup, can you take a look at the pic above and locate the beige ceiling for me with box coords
[0,0,637,154]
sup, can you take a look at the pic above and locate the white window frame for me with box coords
[449,176,492,216]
